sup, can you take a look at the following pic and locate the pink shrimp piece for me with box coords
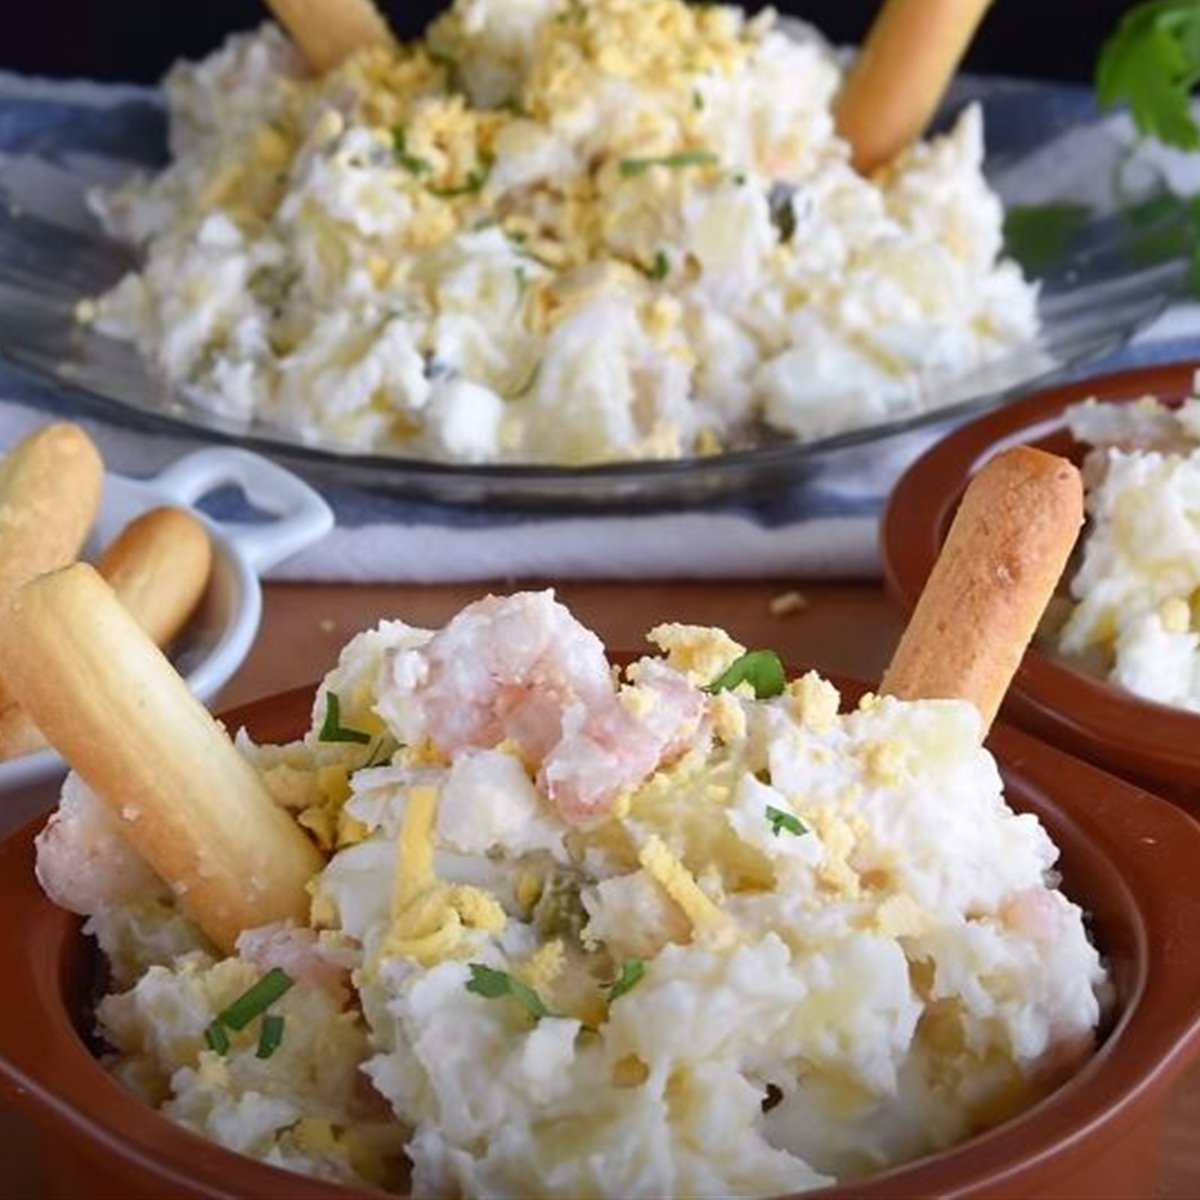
[236,922,352,1004]
[380,591,613,758]
[379,592,709,825]
[540,662,707,822]
[34,773,166,916]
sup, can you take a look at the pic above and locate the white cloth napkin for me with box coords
[1,68,1198,582]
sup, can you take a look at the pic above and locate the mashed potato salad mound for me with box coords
[1057,392,1200,712]
[83,0,1039,465]
[37,591,1105,1198]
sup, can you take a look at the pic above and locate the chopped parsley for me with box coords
[705,649,787,699]
[765,804,807,838]
[219,968,295,1031]
[319,691,372,745]
[1097,1,1200,150]
[391,128,432,177]
[606,958,646,1001]
[618,150,718,177]
[466,963,550,1019]
[256,1014,286,1060]
[647,250,670,281]
[1002,202,1091,273]
[692,89,705,111]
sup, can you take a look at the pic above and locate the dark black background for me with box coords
[2,1,1134,85]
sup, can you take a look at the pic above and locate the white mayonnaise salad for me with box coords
[81,0,1039,466]
[37,592,1104,1197]
[1057,391,1200,711]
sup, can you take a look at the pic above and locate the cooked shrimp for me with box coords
[541,661,706,821]
[236,921,353,1003]
[378,591,706,823]
[34,772,166,916]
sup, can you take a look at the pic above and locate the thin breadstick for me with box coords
[265,0,394,72]
[0,422,103,713]
[879,446,1083,734]
[97,507,213,649]
[0,704,49,762]
[835,0,994,174]
[0,563,323,952]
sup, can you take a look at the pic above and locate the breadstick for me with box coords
[0,563,323,952]
[265,0,394,72]
[880,446,1083,734]
[835,0,994,174]
[97,507,213,649]
[0,422,103,713]
[0,704,49,762]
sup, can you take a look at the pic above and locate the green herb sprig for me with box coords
[619,150,718,177]
[466,963,550,1019]
[319,691,372,745]
[392,128,433,176]
[765,804,807,838]
[203,968,294,1060]
[1097,1,1200,150]
[606,957,645,1001]
[704,650,787,699]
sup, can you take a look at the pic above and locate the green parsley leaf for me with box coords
[704,650,787,699]
[1002,202,1091,273]
[319,692,372,745]
[1096,1,1200,150]
[692,89,705,111]
[256,1014,286,1059]
[218,968,295,1032]
[204,1021,230,1054]
[392,128,432,176]
[465,963,550,1019]
[647,250,670,281]
[619,150,718,177]
[606,958,645,1001]
[765,804,807,838]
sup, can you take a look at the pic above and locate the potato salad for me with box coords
[82,0,1039,465]
[1057,392,1200,711]
[37,592,1104,1197]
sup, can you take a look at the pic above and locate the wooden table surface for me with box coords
[4,578,1197,1195]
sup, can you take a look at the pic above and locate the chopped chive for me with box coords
[619,150,718,177]
[765,804,807,838]
[218,968,294,1032]
[391,128,432,177]
[429,163,491,198]
[204,1021,230,1054]
[704,650,787,699]
[647,250,669,281]
[606,957,645,1001]
[256,1014,286,1059]
[319,692,372,745]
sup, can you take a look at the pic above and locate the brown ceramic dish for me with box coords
[882,359,1200,816]
[2,679,1200,1198]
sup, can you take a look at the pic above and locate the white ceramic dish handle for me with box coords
[149,447,334,573]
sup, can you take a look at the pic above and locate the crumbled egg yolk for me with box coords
[638,834,728,934]
[647,623,746,686]
[787,672,840,733]
[380,785,507,967]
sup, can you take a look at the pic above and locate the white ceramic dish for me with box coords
[0,445,333,831]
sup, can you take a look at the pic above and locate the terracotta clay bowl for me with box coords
[882,360,1200,815]
[2,679,1200,1199]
